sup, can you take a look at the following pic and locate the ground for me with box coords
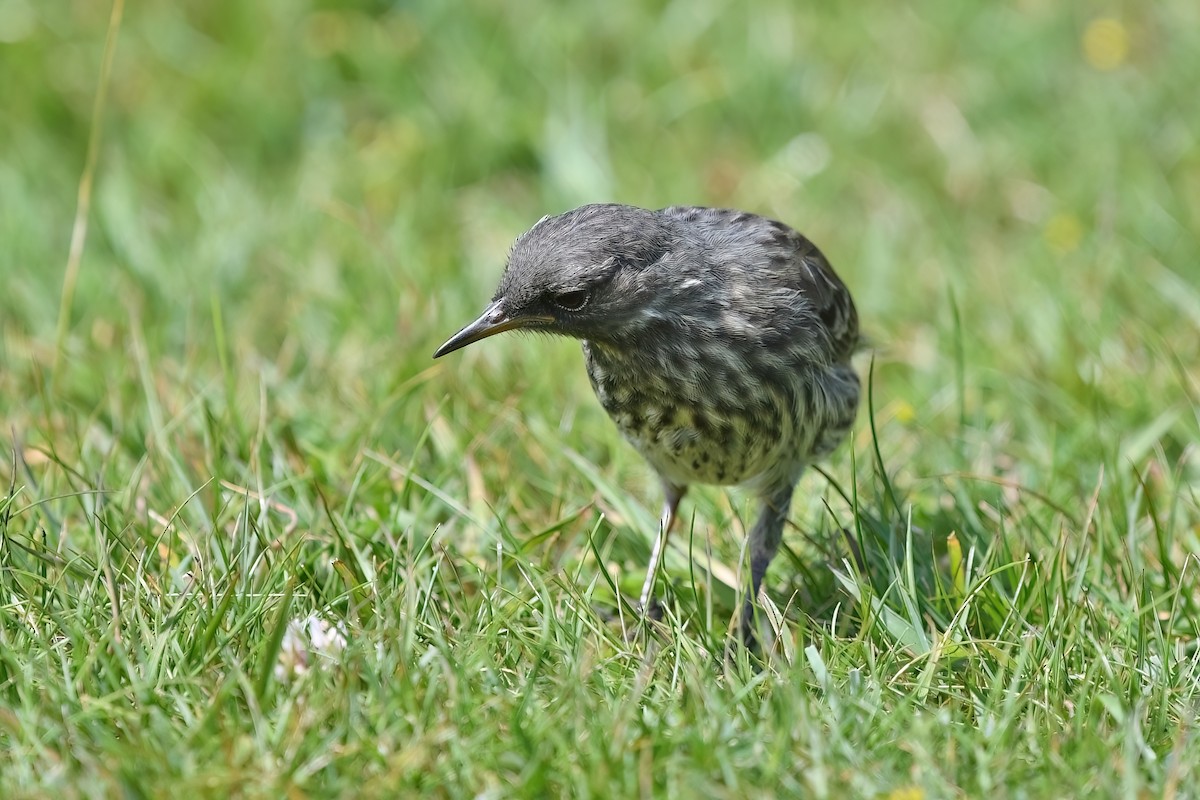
[1,1,1198,797]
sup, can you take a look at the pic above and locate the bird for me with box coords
[434,203,861,649]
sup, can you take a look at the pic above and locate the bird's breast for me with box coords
[581,340,801,487]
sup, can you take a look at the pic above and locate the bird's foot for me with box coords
[729,601,772,664]
[736,615,761,654]
[642,596,664,622]
[623,596,668,645]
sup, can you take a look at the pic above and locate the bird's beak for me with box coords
[433,300,554,358]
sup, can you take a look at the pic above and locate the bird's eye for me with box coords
[551,289,590,312]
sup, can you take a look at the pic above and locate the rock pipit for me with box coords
[435,204,860,647]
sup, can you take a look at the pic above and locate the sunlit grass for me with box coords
[1,0,1198,797]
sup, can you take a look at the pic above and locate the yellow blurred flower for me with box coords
[304,11,350,58]
[1044,213,1084,254]
[1083,18,1129,71]
[887,787,925,800]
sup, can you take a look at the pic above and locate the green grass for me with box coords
[2,0,1199,797]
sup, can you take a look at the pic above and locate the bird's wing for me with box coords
[786,229,860,362]
[661,207,860,362]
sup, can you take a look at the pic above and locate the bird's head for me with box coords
[434,204,679,357]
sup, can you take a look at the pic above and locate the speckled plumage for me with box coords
[435,203,861,647]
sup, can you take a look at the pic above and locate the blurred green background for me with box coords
[5,0,1196,378]
[4,0,1197,478]
[1,0,1199,795]
[3,0,1197,529]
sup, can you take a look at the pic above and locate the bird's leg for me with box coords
[639,480,686,621]
[738,481,798,649]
